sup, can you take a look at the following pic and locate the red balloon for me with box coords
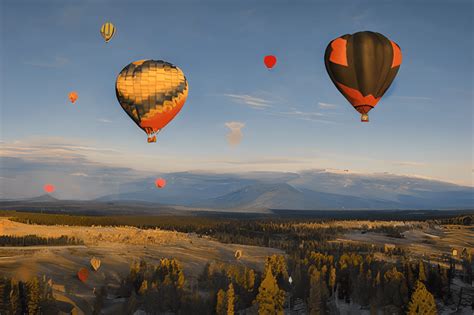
[77,267,89,283]
[264,55,277,69]
[43,184,55,193]
[155,178,166,189]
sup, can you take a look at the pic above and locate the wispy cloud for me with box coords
[225,121,245,146]
[224,94,273,109]
[318,102,337,109]
[98,118,112,123]
[393,96,432,101]
[268,110,336,124]
[70,172,88,177]
[393,161,426,167]
[23,56,69,68]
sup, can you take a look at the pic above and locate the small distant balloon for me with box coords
[155,178,166,189]
[90,257,101,271]
[43,184,55,194]
[264,55,277,69]
[77,267,89,283]
[68,92,78,104]
[100,22,116,43]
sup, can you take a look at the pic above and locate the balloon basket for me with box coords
[361,114,369,122]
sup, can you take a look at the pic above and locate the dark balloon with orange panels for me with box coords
[324,31,402,122]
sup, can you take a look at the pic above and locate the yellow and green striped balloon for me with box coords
[100,22,116,43]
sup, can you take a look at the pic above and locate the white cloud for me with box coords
[225,122,245,146]
[318,102,337,109]
[224,94,272,109]
[70,172,89,177]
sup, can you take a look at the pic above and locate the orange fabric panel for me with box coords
[390,41,402,68]
[140,92,188,133]
[329,38,348,66]
[336,82,380,107]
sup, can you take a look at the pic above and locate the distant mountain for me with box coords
[93,170,473,211]
[25,194,60,203]
[97,171,259,205]
[196,183,403,210]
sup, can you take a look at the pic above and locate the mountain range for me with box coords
[94,170,473,211]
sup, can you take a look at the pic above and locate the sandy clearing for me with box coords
[0,218,282,313]
[337,225,473,262]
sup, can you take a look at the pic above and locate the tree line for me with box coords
[0,235,83,247]
[0,276,58,314]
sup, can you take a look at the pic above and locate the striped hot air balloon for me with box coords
[115,60,189,142]
[324,31,402,122]
[100,22,116,43]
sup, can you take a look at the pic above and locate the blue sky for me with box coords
[1,0,473,191]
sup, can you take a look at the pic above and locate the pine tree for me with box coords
[418,261,427,282]
[256,268,285,315]
[27,277,40,315]
[226,283,235,315]
[138,280,148,295]
[308,270,322,315]
[369,301,377,315]
[407,281,437,315]
[264,255,289,288]
[245,268,255,292]
[329,266,336,295]
[216,289,226,315]
[10,279,20,315]
[0,277,6,314]
[93,286,107,315]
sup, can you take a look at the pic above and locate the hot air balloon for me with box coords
[264,55,277,69]
[90,257,101,271]
[324,31,402,122]
[68,92,78,104]
[77,267,89,283]
[43,184,55,194]
[100,22,116,43]
[155,178,166,189]
[115,60,189,143]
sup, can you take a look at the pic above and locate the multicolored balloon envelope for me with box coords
[264,55,277,69]
[68,92,78,104]
[155,178,166,189]
[324,31,402,122]
[100,22,116,43]
[77,267,89,283]
[115,60,189,142]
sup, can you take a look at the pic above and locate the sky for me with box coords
[0,0,473,197]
